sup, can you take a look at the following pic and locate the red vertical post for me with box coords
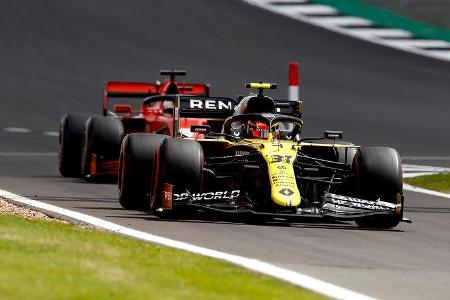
[288,62,300,101]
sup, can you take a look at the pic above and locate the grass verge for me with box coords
[310,0,450,42]
[405,173,450,193]
[0,213,325,300]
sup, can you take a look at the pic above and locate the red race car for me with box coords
[59,69,211,181]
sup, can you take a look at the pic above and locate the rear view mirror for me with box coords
[191,125,211,134]
[114,104,132,114]
[324,130,343,139]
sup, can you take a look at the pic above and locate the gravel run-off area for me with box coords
[0,198,56,221]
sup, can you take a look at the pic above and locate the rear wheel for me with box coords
[151,138,203,215]
[354,147,403,229]
[82,116,123,182]
[118,133,168,210]
[59,114,94,177]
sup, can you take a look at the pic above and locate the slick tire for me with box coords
[118,133,168,210]
[59,113,94,177]
[152,138,203,215]
[354,147,403,229]
[82,116,123,182]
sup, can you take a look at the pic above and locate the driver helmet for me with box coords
[249,121,269,139]
[230,121,245,138]
[271,121,302,141]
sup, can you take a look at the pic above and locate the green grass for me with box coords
[0,214,325,300]
[405,173,450,193]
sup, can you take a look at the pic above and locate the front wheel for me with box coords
[118,133,168,210]
[354,147,403,229]
[151,138,203,215]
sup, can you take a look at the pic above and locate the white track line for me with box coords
[403,156,450,161]
[427,50,450,60]
[275,4,337,15]
[403,172,436,178]
[402,164,450,178]
[263,0,309,4]
[0,152,57,156]
[403,184,450,199]
[311,16,373,26]
[402,164,450,196]
[2,127,59,137]
[3,127,32,133]
[347,28,412,38]
[243,0,450,62]
[0,189,375,300]
[402,164,450,173]
[44,131,59,137]
[384,39,450,48]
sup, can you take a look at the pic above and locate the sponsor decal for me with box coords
[261,113,275,119]
[271,173,296,188]
[326,193,397,210]
[271,155,294,164]
[162,183,173,209]
[332,199,390,211]
[235,150,250,156]
[189,99,233,110]
[279,188,294,196]
[192,126,208,133]
[174,190,240,201]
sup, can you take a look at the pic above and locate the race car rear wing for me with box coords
[158,69,210,96]
[178,96,238,118]
[177,83,210,97]
[103,81,210,116]
[103,82,159,116]
[178,97,303,119]
[143,95,238,119]
[244,82,302,119]
[178,96,300,119]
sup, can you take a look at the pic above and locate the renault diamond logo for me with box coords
[279,188,294,196]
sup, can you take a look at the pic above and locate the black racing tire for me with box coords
[82,116,123,182]
[354,147,403,229]
[118,133,168,210]
[152,138,203,214]
[59,113,94,177]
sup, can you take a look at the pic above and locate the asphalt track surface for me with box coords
[0,1,449,299]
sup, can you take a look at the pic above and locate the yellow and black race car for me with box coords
[118,83,410,229]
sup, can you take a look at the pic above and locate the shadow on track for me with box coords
[24,195,406,231]
[104,209,403,232]
[405,207,450,214]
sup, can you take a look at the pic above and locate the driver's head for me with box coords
[249,121,268,139]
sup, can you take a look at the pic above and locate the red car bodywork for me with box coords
[91,76,211,177]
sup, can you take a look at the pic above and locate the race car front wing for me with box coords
[161,187,411,223]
